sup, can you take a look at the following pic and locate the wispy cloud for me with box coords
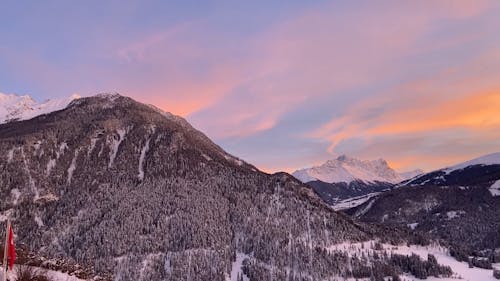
[1,0,499,172]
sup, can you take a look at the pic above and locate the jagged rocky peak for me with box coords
[292,154,420,184]
[0,92,79,123]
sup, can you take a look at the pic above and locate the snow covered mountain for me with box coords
[292,155,422,184]
[291,156,423,208]
[1,93,429,280]
[404,152,500,187]
[0,93,488,280]
[347,152,500,273]
[0,92,79,123]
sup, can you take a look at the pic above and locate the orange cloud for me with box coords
[369,91,500,136]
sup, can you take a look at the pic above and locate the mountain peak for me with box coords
[0,92,79,124]
[336,154,348,161]
[293,155,420,184]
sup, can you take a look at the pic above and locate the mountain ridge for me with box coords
[292,155,422,184]
[0,92,79,124]
[0,93,385,280]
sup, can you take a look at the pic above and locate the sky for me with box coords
[1,0,500,173]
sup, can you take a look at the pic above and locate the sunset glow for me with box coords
[2,0,500,173]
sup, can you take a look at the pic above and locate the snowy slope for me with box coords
[0,92,79,124]
[490,180,500,196]
[404,152,500,186]
[327,241,500,281]
[292,155,422,184]
[0,266,85,281]
[444,152,500,173]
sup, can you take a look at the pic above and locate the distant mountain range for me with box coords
[0,92,79,123]
[346,152,500,269]
[292,155,423,206]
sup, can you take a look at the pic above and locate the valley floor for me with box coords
[328,241,499,281]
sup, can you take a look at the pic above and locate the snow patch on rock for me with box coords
[227,252,251,281]
[67,150,78,184]
[489,180,500,196]
[446,210,465,220]
[46,159,56,176]
[56,142,68,159]
[138,138,150,181]
[7,147,16,163]
[34,215,44,227]
[108,128,127,167]
[407,223,419,230]
[10,188,21,205]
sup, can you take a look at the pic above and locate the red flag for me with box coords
[7,224,15,270]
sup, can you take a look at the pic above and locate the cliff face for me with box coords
[0,94,372,280]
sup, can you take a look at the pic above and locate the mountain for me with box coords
[0,92,79,124]
[403,152,500,187]
[1,93,447,281]
[292,156,423,207]
[346,153,500,269]
[292,155,421,184]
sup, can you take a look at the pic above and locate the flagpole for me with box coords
[2,219,10,281]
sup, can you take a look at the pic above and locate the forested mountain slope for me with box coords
[0,94,424,280]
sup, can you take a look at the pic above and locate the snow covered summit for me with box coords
[444,152,500,173]
[0,92,79,124]
[292,155,422,184]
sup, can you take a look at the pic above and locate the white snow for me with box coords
[34,215,44,227]
[7,147,16,162]
[446,210,465,220]
[67,151,78,184]
[444,152,500,173]
[326,241,500,281]
[0,92,79,124]
[36,193,59,202]
[138,138,150,181]
[108,128,127,167]
[0,209,13,222]
[292,155,419,184]
[353,198,376,217]
[224,154,244,166]
[399,169,425,181]
[332,192,380,211]
[33,140,42,151]
[202,153,212,161]
[227,253,250,281]
[88,137,99,156]
[489,180,500,196]
[138,253,163,281]
[164,253,172,274]
[391,244,499,281]
[46,159,56,176]
[0,266,85,281]
[10,188,21,205]
[56,142,68,159]
[407,222,419,230]
[21,147,39,200]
